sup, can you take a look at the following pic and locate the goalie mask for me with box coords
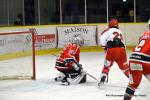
[71,36,84,46]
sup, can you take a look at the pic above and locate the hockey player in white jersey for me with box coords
[98,18,129,86]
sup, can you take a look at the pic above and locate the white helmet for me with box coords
[71,36,84,46]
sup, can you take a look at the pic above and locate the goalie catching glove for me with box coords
[64,58,83,74]
[72,63,83,73]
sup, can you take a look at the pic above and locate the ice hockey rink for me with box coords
[0,51,150,100]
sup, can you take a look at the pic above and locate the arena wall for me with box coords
[0,23,148,55]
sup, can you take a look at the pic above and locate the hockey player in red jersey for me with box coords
[98,18,129,86]
[55,36,86,85]
[124,22,150,100]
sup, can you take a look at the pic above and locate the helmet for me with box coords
[109,19,118,28]
[71,36,84,46]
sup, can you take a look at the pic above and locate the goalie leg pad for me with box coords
[61,78,70,86]
[67,71,87,85]
[80,73,86,83]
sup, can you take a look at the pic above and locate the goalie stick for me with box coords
[70,59,99,82]
[86,72,99,82]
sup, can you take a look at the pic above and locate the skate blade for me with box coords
[98,82,104,87]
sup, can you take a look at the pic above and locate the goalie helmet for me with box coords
[109,18,118,28]
[71,36,84,46]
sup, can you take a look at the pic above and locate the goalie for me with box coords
[54,36,86,85]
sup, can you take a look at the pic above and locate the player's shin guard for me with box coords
[123,69,129,78]
[124,86,135,100]
[100,66,109,84]
[122,64,129,78]
[101,67,109,75]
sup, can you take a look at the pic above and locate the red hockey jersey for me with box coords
[58,43,80,62]
[130,30,150,63]
[134,30,150,55]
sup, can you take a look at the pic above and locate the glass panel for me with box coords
[0,0,8,26]
[62,0,85,24]
[87,0,107,23]
[24,0,36,25]
[50,0,60,24]
[136,0,150,22]
[108,0,134,22]
[39,0,60,25]
[9,0,24,26]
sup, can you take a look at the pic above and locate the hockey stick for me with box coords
[106,74,108,83]
[86,72,99,82]
[68,59,99,82]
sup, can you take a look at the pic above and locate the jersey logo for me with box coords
[70,50,76,55]
[130,63,143,71]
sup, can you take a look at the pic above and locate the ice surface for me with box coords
[0,56,33,77]
[0,52,150,100]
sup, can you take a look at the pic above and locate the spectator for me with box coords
[14,14,23,26]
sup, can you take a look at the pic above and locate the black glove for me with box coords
[73,63,83,74]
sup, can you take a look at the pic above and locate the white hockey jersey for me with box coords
[99,28,125,47]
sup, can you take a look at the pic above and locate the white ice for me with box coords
[0,52,150,100]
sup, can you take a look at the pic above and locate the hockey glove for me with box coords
[72,63,83,73]
[65,58,83,73]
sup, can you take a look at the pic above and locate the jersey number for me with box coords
[113,32,123,40]
[135,40,145,52]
